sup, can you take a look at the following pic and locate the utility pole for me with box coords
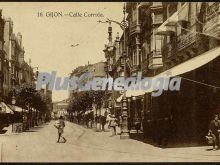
[98,3,129,139]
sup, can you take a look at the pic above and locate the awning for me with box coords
[126,90,147,97]
[123,46,220,97]
[12,106,23,113]
[156,3,189,35]
[0,102,14,114]
[156,12,178,35]
[23,109,29,113]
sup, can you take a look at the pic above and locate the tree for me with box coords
[67,90,105,122]
[8,83,50,115]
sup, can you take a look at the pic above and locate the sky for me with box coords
[0,2,124,102]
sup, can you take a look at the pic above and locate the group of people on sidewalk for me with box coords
[207,114,220,150]
[78,108,122,135]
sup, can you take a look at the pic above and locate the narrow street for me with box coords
[0,121,220,162]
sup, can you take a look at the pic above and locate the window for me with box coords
[132,6,137,23]
[155,35,163,53]
[150,33,155,52]
[181,21,188,34]
[138,49,142,65]
[132,50,136,65]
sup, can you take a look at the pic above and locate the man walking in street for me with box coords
[54,116,67,143]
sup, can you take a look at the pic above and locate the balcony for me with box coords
[177,32,197,51]
[148,50,163,69]
[129,22,140,36]
[203,2,220,37]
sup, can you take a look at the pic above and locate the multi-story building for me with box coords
[0,10,5,101]
[10,32,24,87]
[124,2,165,132]
[2,15,35,103]
[52,99,69,119]
[104,2,220,145]
[69,61,106,98]
[20,61,35,85]
[40,83,53,121]
[68,61,107,120]
[149,2,220,144]
[3,17,13,100]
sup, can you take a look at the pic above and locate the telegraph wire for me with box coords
[180,76,220,89]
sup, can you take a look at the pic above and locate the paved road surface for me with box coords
[0,121,220,162]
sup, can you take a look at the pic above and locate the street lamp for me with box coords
[98,3,129,139]
[11,95,16,132]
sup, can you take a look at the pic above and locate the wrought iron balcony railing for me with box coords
[177,32,197,51]
[203,2,220,37]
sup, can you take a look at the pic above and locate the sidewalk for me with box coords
[70,121,220,162]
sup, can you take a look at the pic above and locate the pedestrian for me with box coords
[85,111,89,128]
[118,115,122,134]
[54,116,67,143]
[108,114,118,136]
[208,114,220,150]
[106,112,110,127]
[134,118,141,134]
[101,109,108,131]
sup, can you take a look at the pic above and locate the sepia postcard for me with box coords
[0,1,219,163]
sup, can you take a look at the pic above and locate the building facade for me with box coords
[0,13,36,103]
[103,2,220,145]
[52,99,69,119]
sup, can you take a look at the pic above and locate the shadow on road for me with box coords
[130,132,209,149]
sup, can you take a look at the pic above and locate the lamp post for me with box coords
[11,94,16,132]
[98,3,129,139]
[120,4,129,139]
